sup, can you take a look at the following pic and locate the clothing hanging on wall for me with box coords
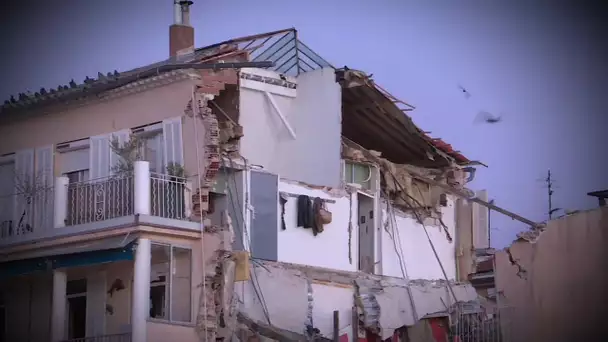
[297,195,313,228]
[312,197,324,236]
[280,193,288,230]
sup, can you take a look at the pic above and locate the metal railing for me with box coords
[0,186,54,240]
[66,175,134,226]
[449,304,513,342]
[61,333,131,342]
[150,172,188,220]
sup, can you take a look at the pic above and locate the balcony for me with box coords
[0,161,197,246]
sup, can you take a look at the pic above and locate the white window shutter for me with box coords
[89,134,111,180]
[109,129,131,175]
[13,149,35,234]
[34,146,54,232]
[162,117,184,170]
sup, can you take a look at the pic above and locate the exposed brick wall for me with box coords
[169,24,194,56]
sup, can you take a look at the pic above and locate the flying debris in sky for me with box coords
[458,84,471,99]
[475,111,503,124]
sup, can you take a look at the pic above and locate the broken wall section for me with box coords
[234,260,478,341]
[238,68,343,188]
[495,207,608,342]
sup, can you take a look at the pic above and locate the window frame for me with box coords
[149,242,193,324]
[343,160,372,190]
[63,169,90,184]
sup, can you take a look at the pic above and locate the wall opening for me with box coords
[358,192,375,273]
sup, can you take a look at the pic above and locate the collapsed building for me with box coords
[0,2,540,342]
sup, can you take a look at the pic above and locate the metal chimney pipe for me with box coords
[173,1,182,25]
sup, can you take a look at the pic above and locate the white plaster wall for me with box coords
[239,68,342,187]
[310,283,355,338]
[277,180,358,272]
[380,196,457,280]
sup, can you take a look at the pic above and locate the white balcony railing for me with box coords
[58,161,191,227]
[64,174,135,226]
[0,161,192,243]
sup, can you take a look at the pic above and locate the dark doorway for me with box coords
[67,296,87,339]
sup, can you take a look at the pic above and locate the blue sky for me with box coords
[1,0,606,248]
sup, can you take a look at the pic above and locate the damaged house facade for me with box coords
[0,3,496,342]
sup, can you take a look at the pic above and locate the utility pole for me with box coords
[545,169,560,220]
[488,199,494,247]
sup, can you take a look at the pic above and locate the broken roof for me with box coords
[1,28,470,166]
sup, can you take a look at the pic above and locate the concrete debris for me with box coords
[219,120,243,157]
[196,210,238,341]
[516,226,545,243]
[354,279,383,334]
[342,137,466,223]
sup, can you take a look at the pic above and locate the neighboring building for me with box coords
[0,2,488,342]
[495,204,608,342]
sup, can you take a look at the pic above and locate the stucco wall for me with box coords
[0,80,208,185]
[238,68,342,187]
[380,196,457,280]
[0,81,194,155]
[495,207,608,342]
[277,180,358,272]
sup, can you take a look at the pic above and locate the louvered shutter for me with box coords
[162,117,184,171]
[89,134,111,180]
[13,149,34,234]
[34,146,54,232]
[109,129,131,175]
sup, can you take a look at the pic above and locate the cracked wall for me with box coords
[495,207,608,342]
[235,260,477,341]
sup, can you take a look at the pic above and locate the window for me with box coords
[344,161,372,190]
[150,243,192,323]
[138,133,165,174]
[64,169,90,184]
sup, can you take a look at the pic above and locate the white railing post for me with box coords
[134,161,151,215]
[53,176,69,228]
